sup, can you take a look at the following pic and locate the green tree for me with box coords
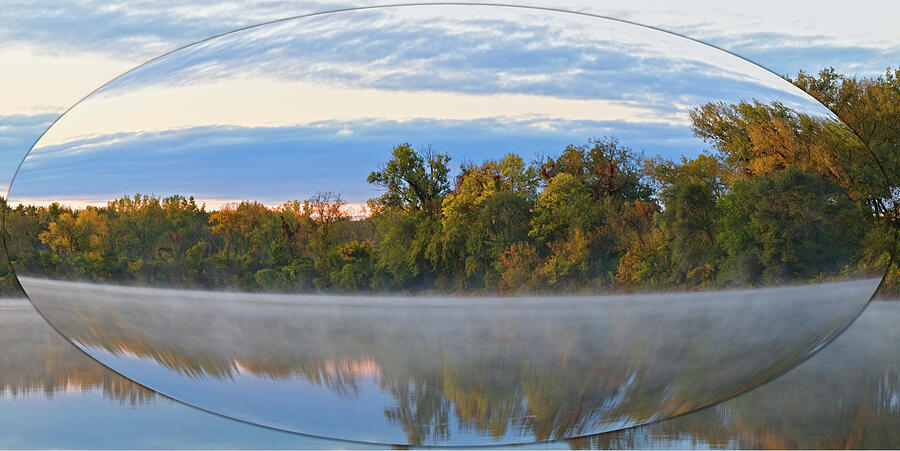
[367,144,452,289]
[367,143,451,212]
[437,155,535,289]
[538,137,652,203]
[528,173,602,287]
[530,173,597,246]
[658,181,720,285]
[716,167,866,285]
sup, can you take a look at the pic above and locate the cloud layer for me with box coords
[2,2,896,204]
[9,6,835,206]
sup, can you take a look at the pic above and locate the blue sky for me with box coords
[1,1,897,204]
[11,120,697,206]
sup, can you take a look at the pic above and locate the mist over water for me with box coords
[21,277,879,445]
[4,294,897,448]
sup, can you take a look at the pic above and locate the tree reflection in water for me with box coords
[567,300,900,450]
[21,277,879,445]
[0,299,155,405]
[1,297,898,447]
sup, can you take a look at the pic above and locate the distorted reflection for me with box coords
[0,299,155,405]
[566,299,900,450]
[3,297,898,448]
[0,299,381,449]
[23,277,878,445]
[5,4,890,446]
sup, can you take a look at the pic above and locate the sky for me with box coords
[1,1,898,206]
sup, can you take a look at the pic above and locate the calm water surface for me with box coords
[0,299,377,449]
[572,299,900,450]
[18,277,879,445]
[1,297,898,448]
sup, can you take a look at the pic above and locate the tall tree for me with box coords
[367,143,451,212]
[367,144,451,288]
[437,155,535,288]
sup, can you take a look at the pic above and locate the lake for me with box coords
[15,277,882,446]
[1,296,897,448]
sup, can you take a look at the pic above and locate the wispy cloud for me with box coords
[92,7,821,109]
[2,1,895,76]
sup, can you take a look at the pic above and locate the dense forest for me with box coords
[0,67,897,296]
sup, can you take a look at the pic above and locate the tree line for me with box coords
[0,67,896,295]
